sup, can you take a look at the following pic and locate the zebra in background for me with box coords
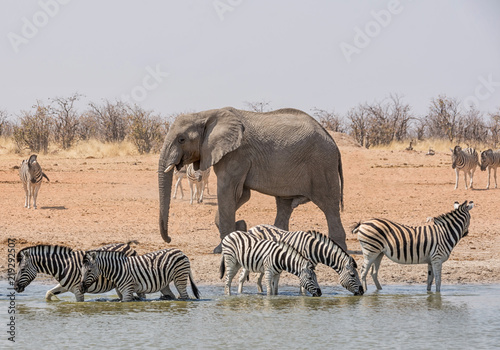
[480,149,500,189]
[80,248,200,301]
[14,242,141,301]
[19,154,50,209]
[241,225,363,295]
[186,163,211,204]
[173,166,187,199]
[220,230,321,296]
[450,146,478,190]
[353,200,474,292]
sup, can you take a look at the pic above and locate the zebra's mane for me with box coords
[16,245,74,263]
[85,249,127,260]
[306,230,350,256]
[432,201,467,226]
[276,241,315,266]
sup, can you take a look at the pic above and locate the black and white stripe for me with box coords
[244,225,363,295]
[80,248,200,301]
[353,200,474,292]
[480,149,500,189]
[186,163,211,204]
[14,242,138,301]
[173,165,187,199]
[451,146,478,190]
[19,154,50,209]
[220,230,322,296]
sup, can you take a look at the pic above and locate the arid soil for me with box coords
[1,133,499,291]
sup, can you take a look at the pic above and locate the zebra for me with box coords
[480,149,500,189]
[186,163,211,204]
[353,200,474,292]
[14,242,140,301]
[80,248,200,301]
[240,224,363,295]
[220,230,322,296]
[450,146,478,190]
[19,154,50,209]
[173,166,187,199]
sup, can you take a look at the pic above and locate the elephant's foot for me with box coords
[213,243,222,254]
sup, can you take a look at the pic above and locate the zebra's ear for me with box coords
[454,202,460,210]
[467,201,474,210]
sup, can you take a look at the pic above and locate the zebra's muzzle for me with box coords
[13,283,24,293]
[80,282,88,294]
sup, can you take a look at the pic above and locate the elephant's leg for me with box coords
[274,197,294,231]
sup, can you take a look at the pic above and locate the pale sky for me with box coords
[1,0,499,120]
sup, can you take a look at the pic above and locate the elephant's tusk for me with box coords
[164,164,175,173]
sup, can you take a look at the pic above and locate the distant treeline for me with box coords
[1,93,499,154]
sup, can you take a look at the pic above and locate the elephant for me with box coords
[158,107,346,253]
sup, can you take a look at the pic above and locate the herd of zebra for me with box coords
[451,146,500,190]
[11,146,494,301]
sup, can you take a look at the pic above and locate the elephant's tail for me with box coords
[219,255,226,279]
[338,149,344,212]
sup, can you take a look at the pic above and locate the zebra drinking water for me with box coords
[451,146,478,190]
[353,200,474,292]
[220,230,322,296]
[80,248,200,301]
[19,154,50,209]
[186,163,211,204]
[480,149,500,189]
[241,224,363,295]
[14,242,140,301]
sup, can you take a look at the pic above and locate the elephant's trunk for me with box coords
[158,157,173,243]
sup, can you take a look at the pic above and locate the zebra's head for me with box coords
[339,257,364,295]
[80,251,101,294]
[454,200,474,237]
[14,249,37,293]
[298,261,322,297]
[480,149,493,171]
[451,146,462,169]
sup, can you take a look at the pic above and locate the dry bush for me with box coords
[88,100,128,142]
[13,102,53,153]
[51,93,81,149]
[311,108,345,132]
[127,105,167,154]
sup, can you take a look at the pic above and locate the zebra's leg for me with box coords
[160,284,176,300]
[494,167,498,189]
[204,178,210,195]
[426,263,435,291]
[274,197,293,231]
[22,181,28,208]
[370,253,384,290]
[454,169,459,190]
[359,252,379,292]
[189,179,195,205]
[431,260,443,293]
[486,167,491,189]
[173,177,182,199]
[174,276,190,299]
[45,284,67,301]
[273,273,281,295]
[238,268,250,294]
[264,270,274,295]
[256,273,264,293]
[32,183,41,209]
[469,168,475,189]
[463,170,468,190]
[198,182,204,203]
[27,183,33,209]
[224,258,240,296]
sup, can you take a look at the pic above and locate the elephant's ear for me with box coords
[200,109,244,171]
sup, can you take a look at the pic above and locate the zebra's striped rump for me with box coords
[247,225,363,295]
[354,200,474,292]
[81,248,200,301]
[14,243,138,301]
[220,230,321,296]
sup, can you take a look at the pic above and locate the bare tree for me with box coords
[347,104,370,148]
[426,95,462,142]
[127,105,167,154]
[88,100,128,142]
[488,109,500,148]
[13,101,53,153]
[50,93,82,149]
[0,109,13,137]
[244,100,272,113]
[459,106,487,145]
[311,108,345,132]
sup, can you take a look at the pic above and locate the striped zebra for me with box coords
[353,200,474,292]
[186,163,211,204]
[220,230,322,296]
[242,224,363,295]
[480,149,500,189]
[14,242,140,301]
[19,154,50,209]
[451,146,478,190]
[173,166,187,199]
[80,248,200,301]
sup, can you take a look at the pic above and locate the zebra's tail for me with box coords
[189,271,201,299]
[43,172,50,182]
[219,256,225,280]
[126,240,139,246]
[351,222,362,234]
[338,149,344,212]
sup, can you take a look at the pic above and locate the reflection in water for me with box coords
[4,282,499,349]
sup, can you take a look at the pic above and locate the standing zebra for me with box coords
[80,248,200,301]
[480,149,500,189]
[173,166,187,199]
[14,242,140,301]
[19,154,50,209]
[220,230,322,296]
[242,225,363,295]
[353,200,474,292]
[186,163,211,204]
[451,146,478,190]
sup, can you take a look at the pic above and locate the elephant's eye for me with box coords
[178,136,186,144]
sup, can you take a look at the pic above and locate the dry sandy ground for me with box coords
[1,133,499,292]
